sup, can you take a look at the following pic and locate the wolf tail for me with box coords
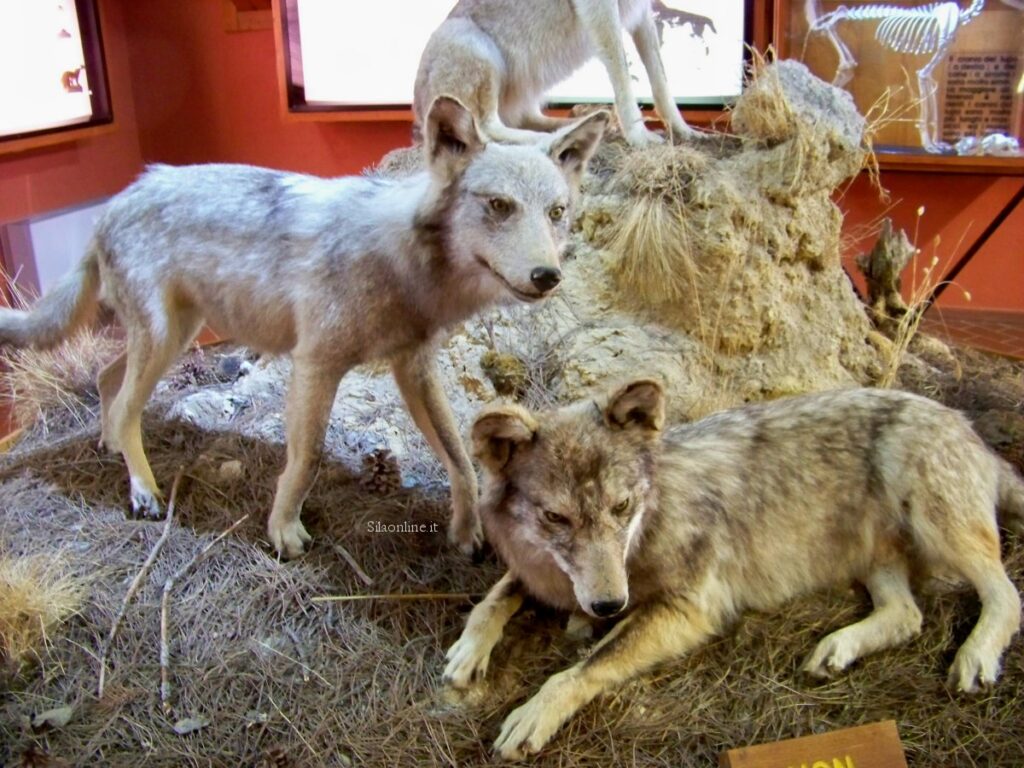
[0,241,101,349]
[997,459,1024,533]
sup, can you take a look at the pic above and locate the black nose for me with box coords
[591,599,625,618]
[530,267,562,293]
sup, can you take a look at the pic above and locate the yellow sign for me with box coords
[719,721,907,768]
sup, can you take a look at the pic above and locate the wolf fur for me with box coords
[414,0,693,147]
[446,382,1024,759]
[0,98,608,560]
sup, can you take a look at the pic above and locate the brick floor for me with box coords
[920,308,1024,360]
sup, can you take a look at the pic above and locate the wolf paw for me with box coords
[624,126,665,147]
[948,648,1000,693]
[449,518,485,560]
[129,480,164,520]
[803,634,857,678]
[268,516,312,559]
[443,633,493,689]
[666,122,699,145]
[494,692,567,761]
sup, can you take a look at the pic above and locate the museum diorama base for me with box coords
[1,61,1023,766]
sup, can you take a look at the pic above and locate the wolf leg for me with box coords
[392,348,482,556]
[518,109,577,133]
[576,0,659,146]
[803,563,922,677]
[480,114,552,144]
[267,356,344,559]
[108,310,201,518]
[444,572,524,688]
[97,350,126,451]
[947,538,1020,692]
[630,10,693,142]
[494,598,713,760]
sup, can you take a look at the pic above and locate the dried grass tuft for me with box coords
[0,553,83,676]
[729,48,796,144]
[1,326,122,435]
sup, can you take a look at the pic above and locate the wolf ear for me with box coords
[603,378,665,432]
[547,110,609,185]
[472,404,538,472]
[424,96,485,178]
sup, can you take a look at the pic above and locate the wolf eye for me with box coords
[612,498,630,515]
[542,509,570,526]
[548,205,566,222]
[489,197,512,215]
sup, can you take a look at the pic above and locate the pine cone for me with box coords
[19,747,69,768]
[359,448,402,495]
[255,746,291,768]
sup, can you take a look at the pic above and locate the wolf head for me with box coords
[421,97,608,303]
[472,379,665,618]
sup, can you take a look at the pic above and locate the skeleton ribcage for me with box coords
[818,3,963,54]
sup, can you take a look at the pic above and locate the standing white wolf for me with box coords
[447,382,1024,759]
[414,0,694,147]
[0,97,609,559]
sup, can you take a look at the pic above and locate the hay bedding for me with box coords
[3,61,1024,766]
[1,348,1023,768]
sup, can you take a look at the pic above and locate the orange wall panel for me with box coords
[118,0,411,175]
[838,172,1023,312]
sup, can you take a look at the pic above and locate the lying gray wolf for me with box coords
[445,381,1024,759]
[414,0,693,147]
[0,97,608,560]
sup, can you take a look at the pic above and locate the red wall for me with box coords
[118,0,410,174]
[839,172,1024,312]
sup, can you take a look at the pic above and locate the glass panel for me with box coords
[780,1,1024,155]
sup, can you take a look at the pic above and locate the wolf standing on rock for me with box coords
[0,97,609,559]
[415,0,694,146]
[447,382,1024,759]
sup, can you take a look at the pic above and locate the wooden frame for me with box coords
[0,0,115,156]
[271,0,774,127]
[773,0,1024,175]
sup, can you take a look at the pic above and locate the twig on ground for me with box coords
[159,513,249,714]
[98,469,184,699]
[256,639,333,688]
[311,592,478,603]
[332,543,374,587]
[268,692,320,761]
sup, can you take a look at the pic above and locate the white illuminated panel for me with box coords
[293,0,746,107]
[0,0,94,137]
[298,0,452,106]
[548,0,745,105]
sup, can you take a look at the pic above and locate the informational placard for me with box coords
[941,52,1019,143]
[719,720,908,768]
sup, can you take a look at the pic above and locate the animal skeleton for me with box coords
[805,0,986,152]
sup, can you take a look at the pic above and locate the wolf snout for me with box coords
[590,599,626,618]
[530,266,562,293]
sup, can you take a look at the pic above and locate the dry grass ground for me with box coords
[0,341,1021,767]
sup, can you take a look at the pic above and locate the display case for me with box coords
[775,0,1024,170]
